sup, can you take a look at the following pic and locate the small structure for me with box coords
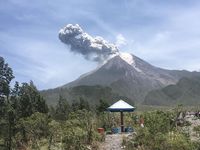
[107,100,135,132]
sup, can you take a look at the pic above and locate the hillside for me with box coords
[143,76,200,106]
[42,52,200,105]
[41,85,133,106]
[63,53,200,104]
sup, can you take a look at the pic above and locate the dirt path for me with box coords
[99,134,131,150]
[99,134,123,150]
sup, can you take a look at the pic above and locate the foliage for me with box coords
[62,121,88,150]
[0,56,15,150]
[48,110,102,150]
[2,56,200,150]
[144,76,200,106]
[193,125,200,137]
[15,112,49,149]
[53,95,70,121]
[143,110,175,134]
[78,97,90,111]
[17,81,48,118]
[96,99,109,113]
[68,110,99,144]
[71,97,91,112]
[193,125,200,132]
[125,110,200,150]
[0,56,49,149]
[0,56,14,98]
[41,85,131,106]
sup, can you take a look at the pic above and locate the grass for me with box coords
[135,104,172,112]
[135,104,200,112]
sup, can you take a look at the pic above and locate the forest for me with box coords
[1,56,200,150]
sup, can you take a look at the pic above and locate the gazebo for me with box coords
[107,100,135,132]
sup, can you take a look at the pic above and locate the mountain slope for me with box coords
[143,76,200,106]
[41,85,133,106]
[61,53,199,103]
[42,52,200,105]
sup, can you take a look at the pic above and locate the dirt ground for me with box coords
[99,133,131,150]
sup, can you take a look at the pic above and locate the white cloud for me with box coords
[115,34,127,48]
[0,31,96,90]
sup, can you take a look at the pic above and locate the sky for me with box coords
[1,0,200,90]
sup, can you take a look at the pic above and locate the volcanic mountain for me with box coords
[42,52,200,105]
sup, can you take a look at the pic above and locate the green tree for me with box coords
[71,101,80,112]
[0,56,14,99]
[96,99,109,113]
[10,82,20,111]
[0,56,14,150]
[16,112,49,149]
[71,97,90,112]
[54,95,70,121]
[67,110,99,147]
[0,56,14,120]
[79,97,90,111]
[0,56,50,149]
[143,110,175,134]
[18,81,48,118]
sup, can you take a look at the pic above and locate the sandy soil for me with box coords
[99,133,132,150]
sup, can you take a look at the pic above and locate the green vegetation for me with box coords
[1,56,200,150]
[144,77,200,106]
[124,110,200,150]
[0,56,108,149]
[41,85,134,106]
[193,125,200,138]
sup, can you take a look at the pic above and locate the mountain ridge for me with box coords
[42,52,200,105]
[143,76,200,106]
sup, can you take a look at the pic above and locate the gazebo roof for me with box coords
[107,100,135,112]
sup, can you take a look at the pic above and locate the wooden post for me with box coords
[121,111,124,132]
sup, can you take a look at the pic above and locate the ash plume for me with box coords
[58,24,119,62]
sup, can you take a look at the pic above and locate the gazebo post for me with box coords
[120,111,124,132]
[107,100,135,134]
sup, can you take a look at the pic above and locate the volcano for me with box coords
[54,52,199,103]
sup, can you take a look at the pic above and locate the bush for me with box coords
[125,111,200,150]
[15,112,49,149]
[62,125,87,150]
[143,110,175,134]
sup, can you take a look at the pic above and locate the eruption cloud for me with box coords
[59,24,119,62]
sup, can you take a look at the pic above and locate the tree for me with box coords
[0,56,14,118]
[54,95,70,121]
[71,101,80,112]
[67,110,97,146]
[16,112,49,149]
[71,97,90,112]
[0,56,15,150]
[0,57,51,149]
[96,99,109,113]
[10,82,20,111]
[18,81,48,118]
[79,97,90,111]
[0,56,14,99]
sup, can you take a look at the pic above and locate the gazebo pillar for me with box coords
[107,100,135,133]
[120,111,124,132]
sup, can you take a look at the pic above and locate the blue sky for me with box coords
[1,0,200,89]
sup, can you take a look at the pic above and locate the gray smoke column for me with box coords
[59,24,119,62]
